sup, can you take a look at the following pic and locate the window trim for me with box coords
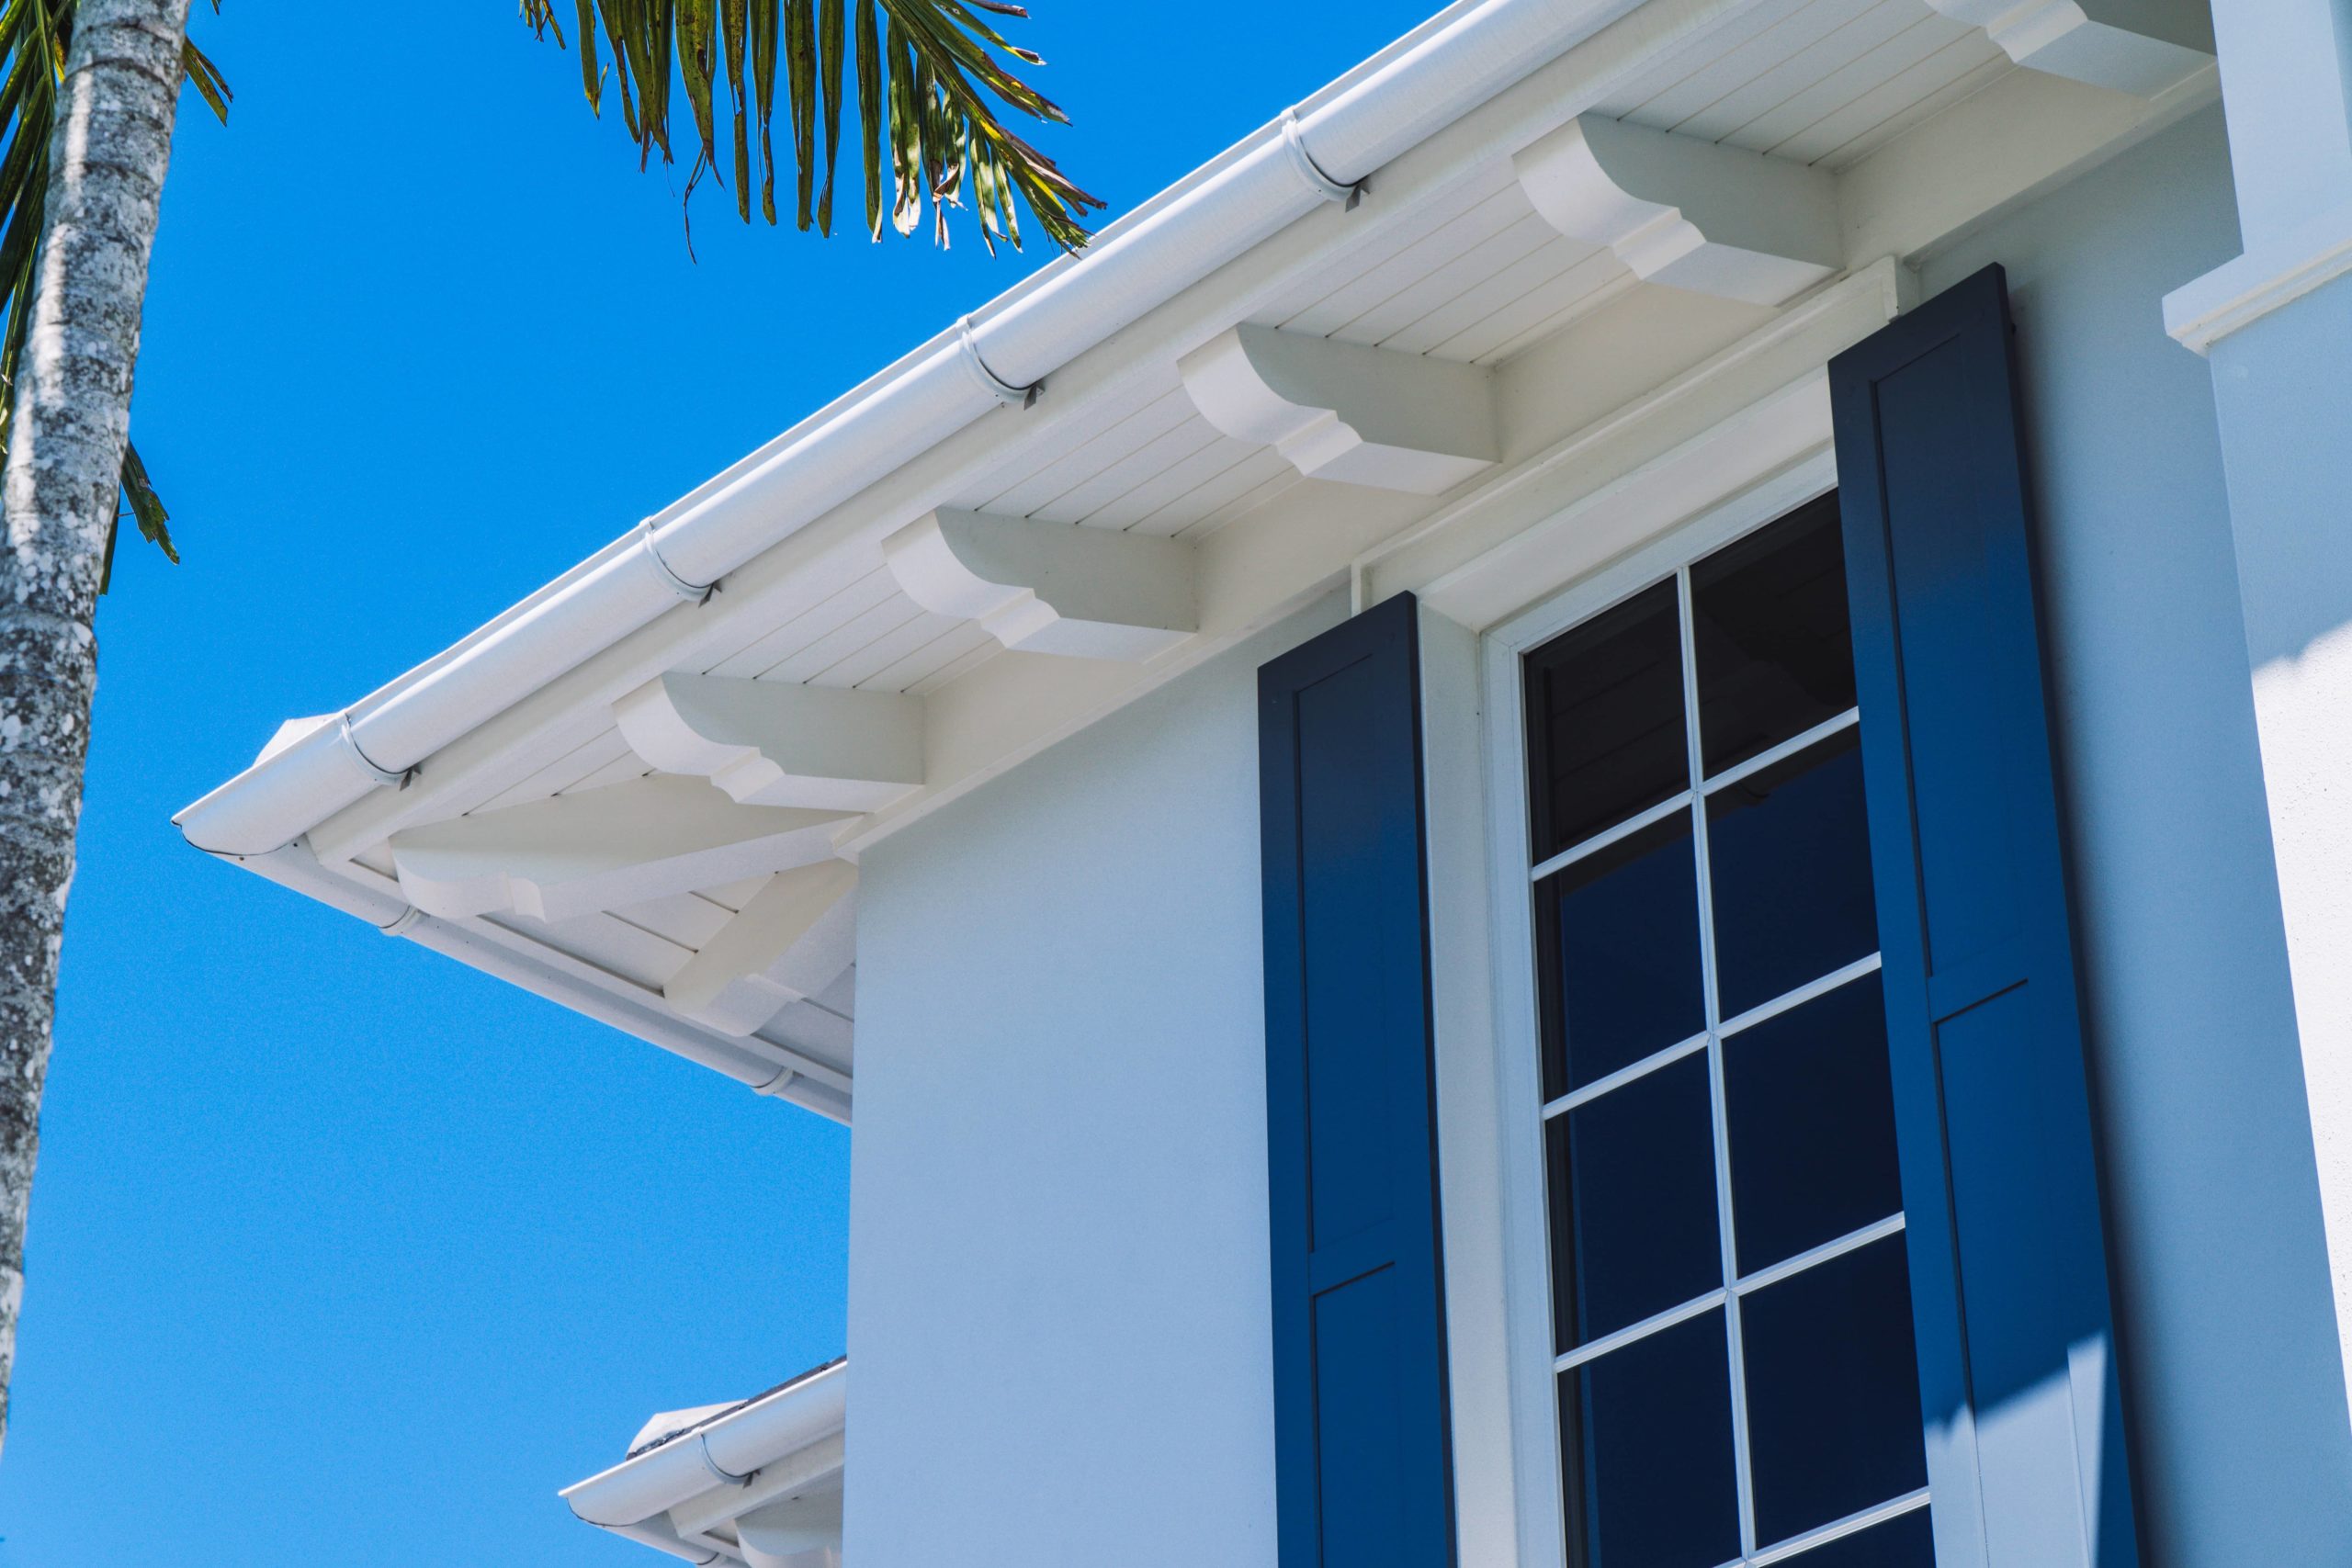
[1475,447,1842,1568]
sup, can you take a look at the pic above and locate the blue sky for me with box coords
[0,3,1437,1562]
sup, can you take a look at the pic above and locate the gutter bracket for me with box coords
[1283,109,1366,210]
[697,1432,758,1488]
[958,317,1039,409]
[379,906,424,938]
[639,520,720,605]
[338,714,415,791]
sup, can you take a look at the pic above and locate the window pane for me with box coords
[1742,1235,1928,1547]
[1561,1310,1740,1568]
[1547,1053,1721,1348]
[1526,580,1689,860]
[1781,1509,1936,1568]
[1538,814,1706,1096]
[1725,974,1905,1273]
[1708,731,1877,1020]
[1693,494,1855,776]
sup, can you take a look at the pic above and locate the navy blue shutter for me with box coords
[1831,265,2139,1567]
[1259,592,1453,1568]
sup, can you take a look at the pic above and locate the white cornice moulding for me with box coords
[1178,324,1499,494]
[882,508,1196,660]
[2164,201,2352,355]
[664,860,857,1036]
[389,775,854,922]
[1924,0,2212,96]
[616,672,923,813]
[1513,116,1838,308]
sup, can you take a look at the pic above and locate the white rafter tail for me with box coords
[663,860,859,1037]
[1925,0,2213,96]
[1177,324,1498,494]
[1513,115,1839,308]
[389,775,856,923]
[881,509,1197,662]
[616,673,924,814]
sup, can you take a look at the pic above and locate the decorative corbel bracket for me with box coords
[1924,0,2213,97]
[663,860,858,1037]
[882,509,1196,662]
[616,673,923,814]
[389,775,854,923]
[1513,115,1839,308]
[1178,323,1498,494]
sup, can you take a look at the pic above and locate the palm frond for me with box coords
[525,0,1100,252]
[0,0,228,587]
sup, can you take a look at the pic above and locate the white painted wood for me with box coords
[709,567,899,682]
[1790,39,2009,166]
[1514,115,1839,306]
[390,775,855,922]
[864,620,992,695]
[1724,11,1973,152]
[979,387,1195,520]
[883,508,1197,660]
[1272,177,1529,339]
[664,860,859,1036]
[1924,0,2212,96]
[1675,0,1927,144]
[616,671,924,813]
[1179,323,1498,493]
[1334,213,1562,348]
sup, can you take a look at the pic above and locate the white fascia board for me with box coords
[563,1362,847,1530]
[616,673,923,813]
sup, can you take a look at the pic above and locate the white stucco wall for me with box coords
[1921,106,2352,1561]
[842,106,2351,1568]
[845,599,1341,1568]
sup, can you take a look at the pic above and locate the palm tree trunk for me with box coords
[0,0,190,1456]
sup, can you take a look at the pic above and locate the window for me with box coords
[1518,494,1933,1568]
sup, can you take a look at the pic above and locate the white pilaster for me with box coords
[2164,0,2352,1408]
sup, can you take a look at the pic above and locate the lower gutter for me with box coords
[563,1361,849,1533]
[175,0,1646,860]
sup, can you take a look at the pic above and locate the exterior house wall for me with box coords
[842,107,2352,1568]
[1920,106,2352,1560]
[844,599,1343,1568]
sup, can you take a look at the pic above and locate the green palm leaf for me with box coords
[0,0,229,590]
[522,0,1099,252]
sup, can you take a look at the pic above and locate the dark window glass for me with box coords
[1693,494,1856,776]
[1537,815,1706,1096]
[1725,974,1905,1273]
[1708,731,1877,1019]
[1526,580,1689,860]
[1561,1310,1740,1568]
[1783,1509,1937,1568]
[1547,1053,1721,1348]
[1742,1235,1928,1546]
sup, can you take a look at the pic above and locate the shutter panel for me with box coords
[1830,265,2139,1568]
[1259,592,1453,1568]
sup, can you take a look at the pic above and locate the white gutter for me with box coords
[174,0,1645,858]
[562,1361,848,1531]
